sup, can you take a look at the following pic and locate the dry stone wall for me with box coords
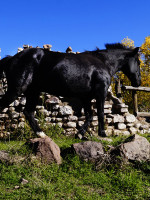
[0,45,150,138]
[0,83,150,138]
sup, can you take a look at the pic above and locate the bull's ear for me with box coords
[133,47,139,55]
[129,47,139,57]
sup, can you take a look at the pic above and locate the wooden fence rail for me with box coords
[121,85,150,117]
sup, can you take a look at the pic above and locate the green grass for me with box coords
[0,124,150,200]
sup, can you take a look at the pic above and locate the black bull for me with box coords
[0,43,141,138]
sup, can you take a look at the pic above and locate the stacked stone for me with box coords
[105,103,150,136]
[0,91,150,138]
[0,96,26,137]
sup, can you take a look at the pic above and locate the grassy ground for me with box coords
[0,124,150,200]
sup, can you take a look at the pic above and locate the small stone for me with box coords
[106,127,113,136]
[21,178,29,185]
[117,123,126,130]
[134,122,142,129]
[93,116,98,121]
[126,123,134,127]
[120,108,128,113]
[104,104,112,109]
[55,118,62,122]
[18,122,25,128]
[39,109,49,116]
[52,104,60,110]
[66,46,72,53]
[113,114,124,123]
[66,122,76,128]
[20,97,26,105]
[123,131,130,136]
[68,115,78,121]
[14,186,20,189]
[11,111,20,119]
[91,121,98,127]
[105,118,112,124]
[43,44,52,50]
[113,129,122,136]
[36,106,44,110]
[51,111,58,117]
[8,107,15,112]
[2,108,8,113]
[11,124,18,129]
[78,121,84,127]
[125,114,136,123]
[46,96,60,104]
[129,127,138,134]
[45,117,51,122]
[59,106,73,116]
[139,124,149,130]
[57,122,63,128]
[104,109,111,114]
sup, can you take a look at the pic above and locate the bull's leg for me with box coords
[76,100,93,139]
[23,91,47,138]
[96,89,107,137]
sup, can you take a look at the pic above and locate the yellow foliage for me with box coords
[121,37,135,48]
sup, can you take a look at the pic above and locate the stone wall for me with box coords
[0,81,150,138]
[0,45,150,138]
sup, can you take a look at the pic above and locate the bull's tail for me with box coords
[0,56,12,78]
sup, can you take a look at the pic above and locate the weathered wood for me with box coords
[121,85,150,117]
[122,86,150,92]
[137,112,150,117]
[132,91,138,116]
[115,79,122,100]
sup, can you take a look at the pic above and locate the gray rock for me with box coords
[20,97,26,105]
[129,127,138,134]
[113,114,124,123]
[21,178,29,185]
[59,105,73,116]
[111,134,150,162]
[66,122,76,128]
[68,115,78,121]
[18,122,25,128]
[72,141,104,161]
[11,111,20,119]
[117,123,126,130]
[27,137,62,164]
[46,96,60,104]
[125,114,136,123]
[0,151,10,163]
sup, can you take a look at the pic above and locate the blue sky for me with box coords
[0,0,150,58]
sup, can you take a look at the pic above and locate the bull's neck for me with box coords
[99,51,125,76]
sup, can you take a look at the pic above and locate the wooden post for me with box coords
[115,79,122,101]
[132,91,138,116]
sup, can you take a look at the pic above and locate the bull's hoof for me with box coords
[75,133,83,140]
[99,131,107,137]
[75,133,88,140]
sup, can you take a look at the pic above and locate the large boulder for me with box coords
[72,141,104,162]
[27,137,62,164]
[111,134,150,162]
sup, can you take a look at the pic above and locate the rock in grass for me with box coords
[0,150,10,163]
[110,134,150,162]
[72,141,104,162]
[26,137,62,164]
